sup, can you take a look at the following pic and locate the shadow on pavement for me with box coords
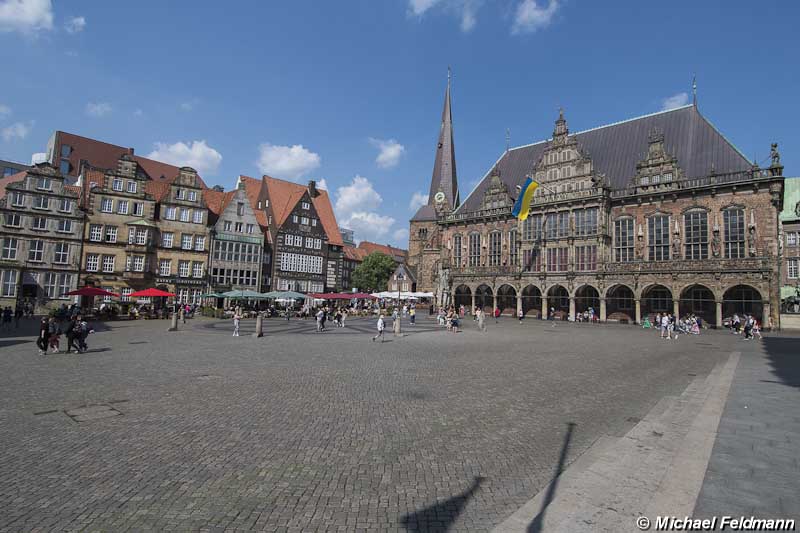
[528,422,576,533]
[400,476,485,532]
[762,337,800,389]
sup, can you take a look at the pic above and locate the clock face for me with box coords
[434,192,446,204]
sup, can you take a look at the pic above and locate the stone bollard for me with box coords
[253,313,263,338]
[168,311,178,332]
[393,316,401,336]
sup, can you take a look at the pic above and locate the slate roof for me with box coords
[457,105,753,214]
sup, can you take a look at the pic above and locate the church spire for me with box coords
[428,68,459,212]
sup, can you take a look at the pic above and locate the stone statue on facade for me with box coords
[770,143,781,167]
[711,231,721,258]
[748,226,757,257]
[672,233,681,257]
[635,234,645,260]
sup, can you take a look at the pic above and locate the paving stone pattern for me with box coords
[0,315,737,531]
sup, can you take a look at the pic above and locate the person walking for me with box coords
[372,314,386,342]
[341,308,348,328]
[232,311,241,337]
[65,316,78,353]
[47,317,60,353]
[2,306,11,329]
[477,308,486,332]
[494,307,501,324]
[518,308,524,323]
[316,308,325,332]
[36,317,48,355]
[409,307,416,326]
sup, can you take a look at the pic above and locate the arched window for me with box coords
[452,234,462,266]
[723,208,745,259]
[489,231,502,266]
[614,218,634,262]
[468,233,481,267]
[648,214,670,261]
[684,210,708,260]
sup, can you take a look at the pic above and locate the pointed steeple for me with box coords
[427,68,459,212]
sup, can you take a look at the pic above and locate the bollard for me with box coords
[393,316,401,336]
[253,313,263,337]
[168,311,178,332]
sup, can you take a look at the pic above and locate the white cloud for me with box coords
[30,152,46,164]
[408,0,480,32]
[511,0,559,35]
[146,140,223,174]
[369,137,405,169]
[86,102,112,117]
[392,228,409,244]
[0,0,53,34]
[409,191,429,211]
[64,15,85,33]
[316,178,328,191]
[256,143,321,181]
[1,120,33,141]
[0,104,10,118]
[333,175,399,243]
[661,92,689,111]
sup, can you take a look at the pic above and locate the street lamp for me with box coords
[395,272,404,335]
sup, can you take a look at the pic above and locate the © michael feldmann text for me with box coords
[652,516,796,531]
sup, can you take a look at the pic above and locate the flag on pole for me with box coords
[511,176,539,221]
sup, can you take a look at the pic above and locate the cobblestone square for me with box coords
[0,316,739,531]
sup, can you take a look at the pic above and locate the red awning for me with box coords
[310,292,376,300]
[65,286,120,297]
[129,288,176,298]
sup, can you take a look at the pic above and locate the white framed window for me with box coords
[161,232,173,248]
[102,255,115,273]
[105,226,118,243]
[121,287,133,302]
[57,219,72,233]
[236,202,244,216]
[178,260,190,277]
[36,177,52,190]
[223,220,232,231]
[101,198,113,213]
[292,215,299,223]
[305,237,313,248]
[133,202,144,216]
[300,216,309,225]
[4,213,21,227]
[181,234,193,250]
[301,201,310,210]
[33,195,49,210]
[112,178,123,191]
[180,208,190,222]
[135,229,148,245]
[54,243,69,264]
[246,224,254,234]
[44,273,72,299]
[159,259,171,276]
[132,256,145,272]
[235,222,243,232]
[175,189,185,200]
[0,270,16,297]
[86,253,99,272]
[11,192,24,207]
[127,181,137,193]
[788,259,799,279]
[193,210,203,224]
[2,238,17,259]
[787,232,798,247]
[59,198,72,212]
[188,190,197,202]
[192,262,203,278]
[28,239,44,262]
[89,224,102,241]
[117,200,129,215]
[194,236,206,251]
[311,219,317,227]
[315,238,321,249]
[165,206,177,220]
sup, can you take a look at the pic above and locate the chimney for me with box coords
[308,180,318,198]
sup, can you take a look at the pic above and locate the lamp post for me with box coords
[394,272,404,335]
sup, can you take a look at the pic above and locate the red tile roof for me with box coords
[144,180,172,202]
[55,131,207,187]
[357,241,408,261]
[343,245,368,262]
[0,171,27,200]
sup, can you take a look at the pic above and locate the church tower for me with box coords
[408,71,460,293]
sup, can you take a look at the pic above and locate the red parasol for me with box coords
[128,288,176,298]
[65,286,120,297]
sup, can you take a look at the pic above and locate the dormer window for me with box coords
[112,178,123,191]
[257,201,262,209]
[264,199,269,208]
[237,202,244,216]
[36,177,52,191]
[188,190,197,201]
[301,201,310,210]
[127,181,137,193]
[176,189,186,200]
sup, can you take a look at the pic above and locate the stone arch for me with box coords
[546,284,569,319]
[640,284,674,320]
[574,285,600,316]
[496,284,517,315]
[606,284,635,323]
[679,284,716,324]
[474,284,493,312]
[521,285,542,318]
[723,285,763,322]
[453,284,471,310]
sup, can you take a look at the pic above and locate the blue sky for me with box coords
[1,1,798,247]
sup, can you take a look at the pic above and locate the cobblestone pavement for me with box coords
[0,315,739,532]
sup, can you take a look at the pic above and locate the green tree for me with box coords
[351,252,396,292]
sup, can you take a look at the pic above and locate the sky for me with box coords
[1,0,798,248]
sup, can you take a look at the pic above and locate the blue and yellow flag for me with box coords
[511,177,539,221]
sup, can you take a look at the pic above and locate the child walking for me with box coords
[372,314,386,342]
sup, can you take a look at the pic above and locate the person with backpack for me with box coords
[47,317,61,353]
[372,314,386,342]
[77,318,92,352]
[65,316,79,353]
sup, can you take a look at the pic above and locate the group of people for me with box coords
[729,313,762,340]
[36,314,93,354]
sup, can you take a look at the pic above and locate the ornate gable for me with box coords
[480,167,512,210]
[631,129,684,190]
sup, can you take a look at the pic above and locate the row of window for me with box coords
[4,213,75,233]
[453,231,519,267]
[222,220,255,234]
[158,259,204,278]
[275,278,324,292]
[284,234,322,249]
[0,270,73,298]
[519,209,599,241]
[173,189,199,202]
[7,191,73,213]
[1,238,70,263]
[211,267,258,287]
[111,178,139,194]
[279,252,324,274]
[160,232,206,251]
[100,197,146,216]
[212,241,261,263]
[164,206,204,224]
[290,214,318,227]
